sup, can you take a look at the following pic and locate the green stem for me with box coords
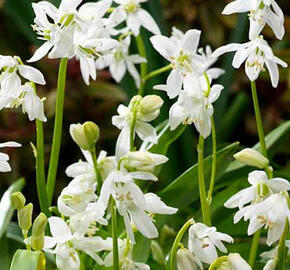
[207,116,217,203]
[250,81,268,159]
[276,219,289,270]
[169,219,194,270]
[135,35,147,96]
[90,148,102,194]
[111,201,119,270]
[248,229,261,267]
[197,136,211,226]
[31,82,49,216]
[46,58,68,205]
[130,108,138,151]
[143,64,171,83]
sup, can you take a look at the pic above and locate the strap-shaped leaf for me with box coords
[10,250,45,270]
[0,178,25,239]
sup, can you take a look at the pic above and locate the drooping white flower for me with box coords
[222,0,285,40]
[169,75,223,138]
[234,192,290,246]
[176,248,203,270]
[112,95,163,159]
[110,0,161,36]
[97,170,177,243]
[96,36,146,87]
[0,142,21,172]
[188,222,233,264]
[211,36,287,87]
[211,253,252,270]
[225,170,290,209]
[151,28,204,98]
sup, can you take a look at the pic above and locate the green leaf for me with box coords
[10,249,45,270]
[0,178,25,239]
[133,232,151,263]
[160,142,239,212]
[227,120,290,173]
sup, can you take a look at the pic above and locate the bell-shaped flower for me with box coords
[176,248,203,270]
[169,75,223,138]
[0,142,21,172]
[110,0,160,36]
[210,253,251,270]
[222,0,285,40]
[234,192,290,246]
[225,170,290,209]
[151,28,204,98]
[211,36,287,87]
[188,222,233,264]
[96,36,146,87]
[98,170,177,243]
[112,95,163,159]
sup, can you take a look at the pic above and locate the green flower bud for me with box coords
[31,232,45,251]
[234,148,269,169]
[70,122,100,150]
[17,203,33,230]
[140,95,163,114]
[83,121,100,149]
[32,213,47,236]
[10,192,26,210]
[129,95,142,110]
[151,240,165,265]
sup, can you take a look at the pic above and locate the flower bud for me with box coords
[176,248,199,270]
[151,240,165,265]
[31,232,45,251]
[32,213,47,236]
[210,253,251,270]
[234,148,269,169]
[140,95,163,114]
[10,192,26,210]
[70,122,100,150]
[129,95,142,110]
[17,203,33,230]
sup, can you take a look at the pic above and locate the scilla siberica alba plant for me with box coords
[0,0,288,270]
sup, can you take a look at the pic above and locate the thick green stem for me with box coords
[276,220,289,270]
[46,58,68,205]
[207,116,217,203]
[248,229,261,267]
[31,82,49,216]
[90,148,102,194]
[130,109,137,151]
[169,219,194,270]
[135,35,147,96]
[197,136,211,226]
[250,81,268,159]
[111,201,119,270]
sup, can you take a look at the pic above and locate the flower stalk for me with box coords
[135,35,147,96]
[276,219,289,270]
[46,58,68,205]
[111,201,120,270]
[90,148,102,194]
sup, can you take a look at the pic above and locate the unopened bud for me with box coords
[234,148,269,169]
[151,240,165,265]
[176,248,199,270]
[10,192,26,210]
[31,232,45,251]
[18,203,33,230]
[140,95,163,114]
[70,122,100,150]
[32,213,47,236]
[129,95,142,110]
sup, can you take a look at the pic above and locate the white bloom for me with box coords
[224,253,252,270]
[225,170,290,209]
[176,248,203,270]
[211,36,287,87]
[169,75,223,138]
[188,222,233,264]
[120,257,150,270]
[222,0,285,40]
[96,36,146,87]
[0,142,21,172]
[151,28,204,98]
[112,95,162,159]
[234,192,290,246]
[98,170,177,243]
[111,0,160,36]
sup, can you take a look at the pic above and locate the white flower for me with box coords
[96,36,146,87]
[97,170,177,243]
[111,0,161,36]
[112,95,162,159]
[120,257,150,270]
[222,0,285,40]
[0,142,21,172]
[169,75,223,138]
[151,28,204,98]
[188,222,233,264]
[234,192,290,246]
[28,0,80,62]
[224,253,252,270]
[176,248,203,270]
[225,170,290,209]
[211,36,287,87]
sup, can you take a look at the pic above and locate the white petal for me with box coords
[211,43,245,58]
[222,0,253,15]
[208,84,223,103]
[115,125,131,160]
[18,65,46,85]
[135,121,157,143]
[144,193,178,214]
[150,35,177,61]
[166,69,183,99]
[48,217,72,243]
[169,103,185,131]
[0,142,21,148]
[110,61,126,83]
[268,178,290,192]
[127,13,141,36]
[181,29,201,52]
[137,9,160,35]
[27,41,54,63]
